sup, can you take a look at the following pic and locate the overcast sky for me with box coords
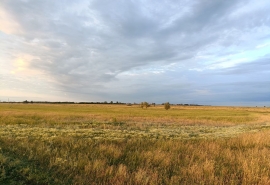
[1,0,270,105]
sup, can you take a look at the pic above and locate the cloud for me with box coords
[216,57,270,75]
[1,0,270,105]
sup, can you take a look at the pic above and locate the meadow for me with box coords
[1,103,270,184]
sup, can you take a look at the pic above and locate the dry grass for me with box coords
[0,103,270,184]
[1,103,265,126]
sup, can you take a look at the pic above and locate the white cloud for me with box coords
[256,43,269,49]
[1,0,270,105]
[0,7,22,34]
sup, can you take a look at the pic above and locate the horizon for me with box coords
[1,99,269,107]
[1,0,270,106]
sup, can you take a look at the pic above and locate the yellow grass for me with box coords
[0,103,270,184]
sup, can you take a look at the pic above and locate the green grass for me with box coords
[0,103,270,184]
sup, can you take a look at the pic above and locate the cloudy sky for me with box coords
[1,0,270,105]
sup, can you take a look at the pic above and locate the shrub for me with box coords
[140,102,150,109]
[164,102,170,110]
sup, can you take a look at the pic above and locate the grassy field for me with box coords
[1,103,270,184]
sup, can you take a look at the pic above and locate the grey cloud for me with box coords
[168,1,237,33]
[218,57,270,75]
[1,0,270,104]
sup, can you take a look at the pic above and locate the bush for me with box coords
[140,102,150,109]
[164,102,170,110]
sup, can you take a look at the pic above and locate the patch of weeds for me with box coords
[0,149,68,185]
[260,125,270,130]
[199,128,213,133]
[189,133,199,137]
[109,118,126,126]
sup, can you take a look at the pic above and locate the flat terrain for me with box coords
[1,104,270,184]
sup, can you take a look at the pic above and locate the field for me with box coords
[1,103,270,184]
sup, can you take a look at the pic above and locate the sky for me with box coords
[1,0,270,106]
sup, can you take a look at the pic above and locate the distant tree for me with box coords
[164,102,171,110]
[144,102,150,109]
[140,102,150,109]
[110,101,113,104]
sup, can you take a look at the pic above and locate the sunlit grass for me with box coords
[0,103,270,184]
[0,103,264,126]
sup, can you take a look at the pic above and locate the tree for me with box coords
[144,102,149,109]
[140,102,150,109]
[164,102,170,110]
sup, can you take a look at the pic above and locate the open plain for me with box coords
[1,103,270,184]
